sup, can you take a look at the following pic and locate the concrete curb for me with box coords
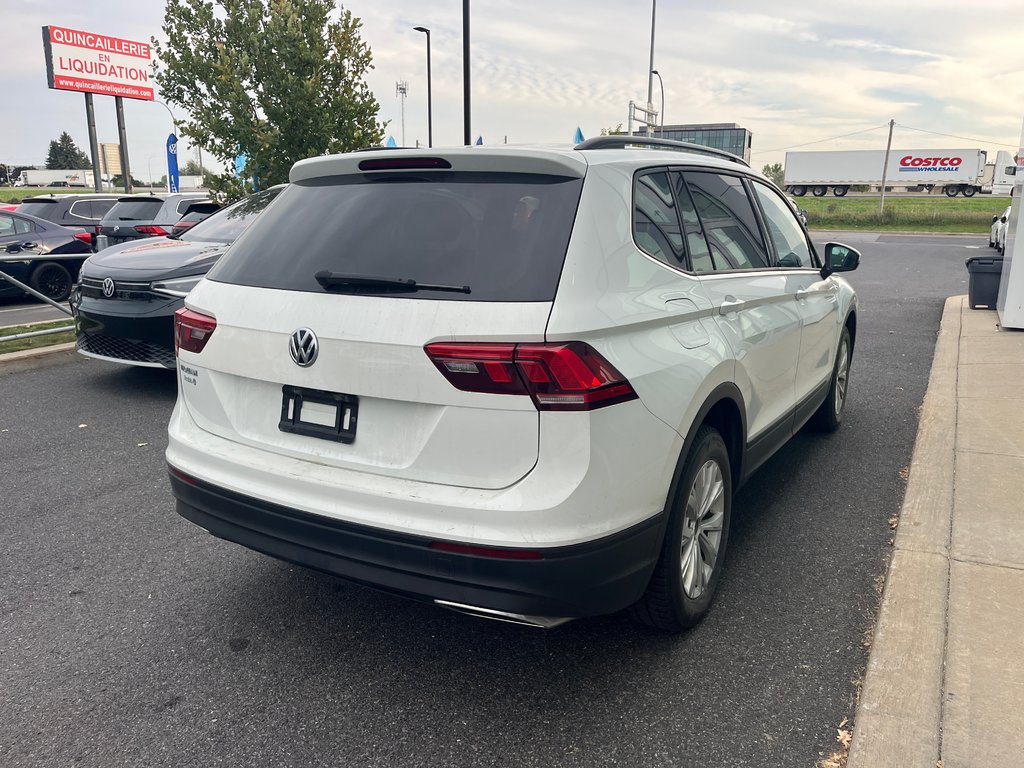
[846,295,962,768]
[0,342,78,376]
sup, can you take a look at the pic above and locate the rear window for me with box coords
[15,199,59,221]
[209,173,584,302]
[103,199,163,222]
[182,187,280,244]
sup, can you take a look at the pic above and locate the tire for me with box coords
[812,186,828,197]
[944,186,960,198]
[791,186,807,197]
[630,426,732,632]
[963,186,977,198]
[989,237,995,248]
[809,327,852,432]
[29,262,73,302]
[833,186,849,197]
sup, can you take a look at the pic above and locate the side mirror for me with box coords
[820,242,860,278]
[1002,216,1008,223]
[994,215,1000,223]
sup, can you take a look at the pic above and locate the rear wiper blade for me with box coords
[314,271,471,294]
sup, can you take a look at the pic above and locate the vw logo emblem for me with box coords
[289,327,319,367]
[102,277,115,298]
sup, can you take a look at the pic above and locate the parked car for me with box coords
[0,209,92,301]
[788,196,809,227]
[95,192,211,250]
[73,187,282,368]
[169,202,222,237]
[991,206,1011,253]
[15,193,121,250]
[167,139,860,633]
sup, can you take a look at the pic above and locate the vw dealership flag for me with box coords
[166,133,179,193]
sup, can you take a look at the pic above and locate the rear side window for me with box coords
[633,171,685,268]
[67,200,95,220]
[14,200,59,222]
[209,173,584,302]
[683,172,769,270]
[104,199,163,222]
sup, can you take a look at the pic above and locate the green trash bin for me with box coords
[965,255,1004,310]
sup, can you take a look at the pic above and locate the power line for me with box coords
[751,124,890,155]
[894,123,1018,149]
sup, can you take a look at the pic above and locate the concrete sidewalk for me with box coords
[848,296,1024,767]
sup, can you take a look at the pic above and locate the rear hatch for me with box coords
[179,150,588,489]
[99,197,166,246]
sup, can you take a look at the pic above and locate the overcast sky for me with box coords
[3,0,1022,180]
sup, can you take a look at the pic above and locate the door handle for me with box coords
[719,296,744,315]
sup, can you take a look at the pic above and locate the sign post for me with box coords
[84,93,102,193]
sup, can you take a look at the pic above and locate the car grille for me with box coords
[79,276,158,301]
[77,333,176,368]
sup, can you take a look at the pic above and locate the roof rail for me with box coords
[575,136,750,167]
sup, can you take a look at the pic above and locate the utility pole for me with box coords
[879,118,895,214]
[396,81,409,147]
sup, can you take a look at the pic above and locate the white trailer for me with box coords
[19,169,95,187]
[784,148,990,198]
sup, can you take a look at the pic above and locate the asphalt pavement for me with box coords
[0,234,977,767]
[0,297,70,327]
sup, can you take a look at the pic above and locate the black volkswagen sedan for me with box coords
[73,186,282,368]
[0,209,92,301]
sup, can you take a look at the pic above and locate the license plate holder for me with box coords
[279,385,358,444]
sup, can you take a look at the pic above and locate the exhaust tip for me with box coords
[434,600,572,629]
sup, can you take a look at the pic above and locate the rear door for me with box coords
[180,161,586,489]
[679,170,802,449]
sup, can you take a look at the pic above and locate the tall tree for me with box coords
[761,162,785,188]
[152,0,385,199]
[45,132,91,170]
[180,159,209,177]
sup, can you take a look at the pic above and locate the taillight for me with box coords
[135,224,168,236]
[174,307,216,354]
[73,232,92,244]
[424,341,638,411]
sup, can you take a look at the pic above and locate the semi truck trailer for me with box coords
[17,169,96,187]
[783,149,1015,198]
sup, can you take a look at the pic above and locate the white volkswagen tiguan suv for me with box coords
[167,138,860,632]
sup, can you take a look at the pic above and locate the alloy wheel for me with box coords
[680,459,725,599]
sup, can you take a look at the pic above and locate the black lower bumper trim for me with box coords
[168,469,666,619]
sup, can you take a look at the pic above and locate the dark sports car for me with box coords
[0,209,92,301]
[72,187,283,368]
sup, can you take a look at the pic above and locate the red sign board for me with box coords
[42,25,154,101]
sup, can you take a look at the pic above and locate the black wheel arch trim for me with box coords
[664,383,747,518]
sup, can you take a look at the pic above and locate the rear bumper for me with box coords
[169,468,666,619]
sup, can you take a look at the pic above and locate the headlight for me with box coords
[151,276,204,298]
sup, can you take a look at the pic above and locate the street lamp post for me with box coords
[147,156,155,188]
[463,0,471,146]
[413,26,433,148]
[651,70,664,135]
